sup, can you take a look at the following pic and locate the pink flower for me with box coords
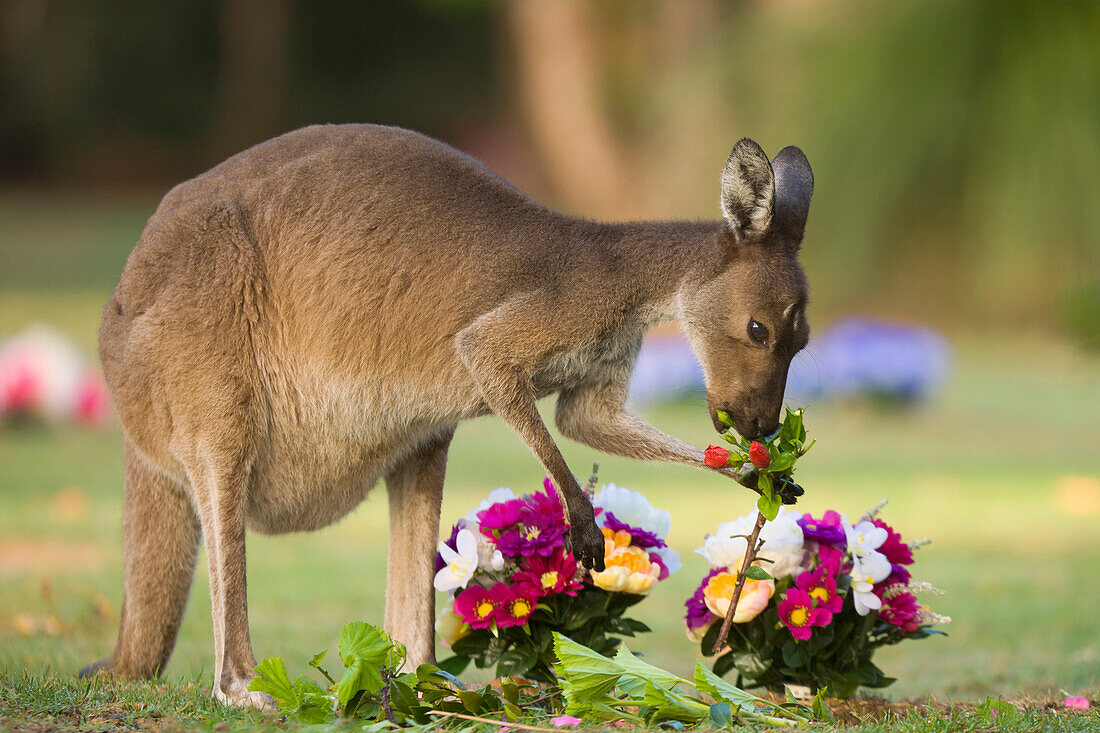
[74,372,111,425]
[795,565,842,615]
[877,590,921,632]
[702,571,774,622]
[496,584,537,627]
[873,518,914,584]
[477,499,526,535]
[777,588,831,641]
[550,715,582,727]
[1065,696,1090,711]
[817,545,848,576]
[511,548,581,597]
[452,585,502,629]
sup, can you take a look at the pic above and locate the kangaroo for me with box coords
[85,124,812,707]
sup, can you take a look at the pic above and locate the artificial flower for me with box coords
[492,510,567,557]
[512,548,582,597]
[702,571,774,622]
[845,519,888,557]
[850,549,891,615]
[434,528,478,592]
[704,445,731,468]
[590,545,661,594]
[778,588,831,641]
[798,510,847,547]
[435,597,471,647]
[795,565,843,615]
[748,441,771,469]
[592,483,671,540]
[463,487,518,533]
[477,498,527,536]
[878,589,920,631]
[496,585,537,628]
[453,584,503,629]
[696,507,805,578]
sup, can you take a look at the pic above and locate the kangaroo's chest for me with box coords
[531,323,645,396]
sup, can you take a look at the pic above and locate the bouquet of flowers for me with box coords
[434,475,681,682]
[684,501,948,697]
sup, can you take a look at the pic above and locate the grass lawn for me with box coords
[1,194,1098,729]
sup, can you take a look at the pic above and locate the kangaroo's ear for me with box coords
[720,138,776,242]
[771,146,814,247]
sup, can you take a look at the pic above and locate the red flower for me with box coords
[511,548,582,597]
[748,442,771,469]
[704,445,732,468]
[452,585,503,629]
[878,590,921,632]
[777,588,832,641]
[495,585,537,628]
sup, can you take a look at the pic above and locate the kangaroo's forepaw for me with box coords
[569,518,606,572]
[214,680,276,712]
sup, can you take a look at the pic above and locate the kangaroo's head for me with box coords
[679,139,814,440]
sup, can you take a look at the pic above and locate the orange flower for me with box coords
[590,545,661,594]
[702,571,774,622]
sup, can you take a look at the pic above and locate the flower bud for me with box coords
[748,441,771,469]
[704,445,732,468]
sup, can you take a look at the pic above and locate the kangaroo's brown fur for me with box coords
[88,125,812,707]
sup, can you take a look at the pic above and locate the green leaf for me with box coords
[552,632,624,709]
[641,682,709,724]
[693,662,763,714]
[745,565,773,581]
[503,703,523,722]
[335,659,382,709]
[496,643,538,678]
[757,492,782,520]
[248,657,299,710]
[767,451,797,473]
[811,688,836,723]
[339,622,398,672]
[435,655,470,678]
[613,644,692,698]
[715,410,735,428]
[457,690,485,714]
[709,702,733,728]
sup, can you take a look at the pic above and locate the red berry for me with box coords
[704,445,732,468]
[749,441,771,469]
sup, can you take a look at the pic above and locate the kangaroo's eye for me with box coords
[748,319,769,345]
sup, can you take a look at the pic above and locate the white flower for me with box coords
[850,549,892,615]
[695,507,805,579]
[433,528,478,592]
[845,520,888,556]
[435,596,471,647]
[592,483,671,539]
[490,549,504,571]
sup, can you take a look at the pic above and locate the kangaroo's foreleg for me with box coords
[457,303,606,572]
[556,377,752,482]
[384,427,454,669]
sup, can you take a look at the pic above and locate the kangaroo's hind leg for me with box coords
[384,427,455,669]
[81,444,201,679]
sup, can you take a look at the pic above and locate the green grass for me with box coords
[1,194,1098,729]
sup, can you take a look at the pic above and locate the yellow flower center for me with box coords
[525,526,541,540]
[511,598,532,617]
[601,527,632,548]
[540,571,559,589]
[449,562,463,575]
[475,600,495,619]
[789,607,809,626]
[809,586,829,603]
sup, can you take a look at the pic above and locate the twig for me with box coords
[426,709,559,732]
[711,511,768,655]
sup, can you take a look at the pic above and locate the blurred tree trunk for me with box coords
[505,0,636,218]
[213,0,289,155]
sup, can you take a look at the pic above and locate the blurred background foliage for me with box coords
[1,0,1097,340]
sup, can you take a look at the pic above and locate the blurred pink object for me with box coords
[549,715,582,727]
[0,325,111,426]
[1065,696,1090,710]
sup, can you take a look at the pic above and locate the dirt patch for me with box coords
[0,538,105,577]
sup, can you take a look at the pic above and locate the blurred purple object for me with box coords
[627,318,950,406]
[786,318,951,404]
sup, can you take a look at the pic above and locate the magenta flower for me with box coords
[878,590,921,631]
[795,565,843,615]
[777,588,831,641]
[550,715,582,727]
[477,498,527,535]
[873,518,914,584]
[1065,697,1090,711]
[453,585,503,629]
[511,548,582,597]
[495,584,537,628]
[493,511,567,557]
[816,544,848,576]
